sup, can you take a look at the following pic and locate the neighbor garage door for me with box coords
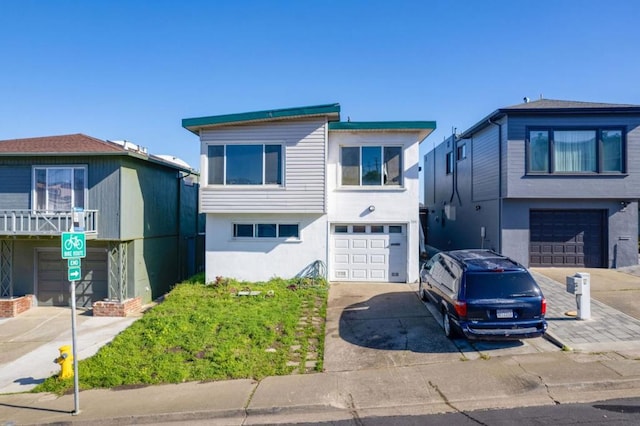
[529,210,605,267]
[37,249,108,307]
[330,224,407,282]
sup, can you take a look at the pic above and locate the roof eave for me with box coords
[182,103,341,134]
[459,105,640,138]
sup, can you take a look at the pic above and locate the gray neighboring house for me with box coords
[0,134,203,317]
[424,99,640,269]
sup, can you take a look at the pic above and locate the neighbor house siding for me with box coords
[469,124,500,202]
[199,118,327,213]
[505,114,640,198]
[119,159,179,240]
[0,165,31,209]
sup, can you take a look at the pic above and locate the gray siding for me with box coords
[0,165,31,209]
[469,124,500,202]
[501,199,637,268]
[199,118,327,213]
[505,114,640,198]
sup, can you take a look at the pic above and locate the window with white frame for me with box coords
[527,128,624,174]
[233,223,299,239]
[208,144,283,185]
[33,166,87,212]
[341,146,403,186]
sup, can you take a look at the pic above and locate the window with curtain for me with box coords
[526,127,624,174]
[33,166,86,212]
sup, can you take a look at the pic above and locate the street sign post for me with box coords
[60,233,83,415]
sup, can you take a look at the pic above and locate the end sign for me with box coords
[61,232,86,259]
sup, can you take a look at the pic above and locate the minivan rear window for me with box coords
[464,272,540,299]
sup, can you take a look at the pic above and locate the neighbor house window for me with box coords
[446,152,454,174]
[208,144,282,185]
[340,146,403,186]
[233,223,299,239]
[527,128,625,174]
[457,144,466,160]
[33,166,87,212]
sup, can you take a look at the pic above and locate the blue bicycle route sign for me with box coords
[61,232,86,259]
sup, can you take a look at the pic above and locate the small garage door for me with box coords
[37,249,108,307]
[331,224,407,282]
[529,210,605,267]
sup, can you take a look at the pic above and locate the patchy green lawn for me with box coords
[34,275,327,394]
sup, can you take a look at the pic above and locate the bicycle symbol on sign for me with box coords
[64,235,84,251]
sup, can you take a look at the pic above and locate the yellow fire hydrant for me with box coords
[54,345,73,379]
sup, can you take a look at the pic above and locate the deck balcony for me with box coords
[0,210,98,237]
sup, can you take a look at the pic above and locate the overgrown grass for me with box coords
[34,275,328,395]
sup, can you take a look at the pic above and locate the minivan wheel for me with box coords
[418,281,429,302]
[443,312,455,339]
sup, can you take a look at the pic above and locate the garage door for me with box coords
[37,249,108,307]
[529,210,605,267]
[331,224,407,282]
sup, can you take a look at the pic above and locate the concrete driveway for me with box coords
[0,307,138,394]
[324,282,556,372]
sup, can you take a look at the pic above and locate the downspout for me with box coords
[449,129,462,206]
[487,118,502,253]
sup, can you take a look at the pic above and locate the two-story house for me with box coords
[0,134,203,317]
[424,99,640,268]
[182,103,435,283]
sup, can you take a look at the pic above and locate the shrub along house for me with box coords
[424,98,640,268]
[183,103,435,284]
[0,134,202,317]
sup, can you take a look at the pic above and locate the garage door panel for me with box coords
[370,269,386,279]
[37,249,108,307]
[331,224,406,282]
[352,239,367,249]
[352,254,367,264]
[530,210,604,267]
[370,239,386,249]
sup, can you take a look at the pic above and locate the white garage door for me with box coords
[330,224,407,282]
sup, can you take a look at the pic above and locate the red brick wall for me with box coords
[0,295,34,317]
[93,297,142,317]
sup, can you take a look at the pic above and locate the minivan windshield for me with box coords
[464,271,540,299]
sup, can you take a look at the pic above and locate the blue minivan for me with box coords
[419,250,547,340]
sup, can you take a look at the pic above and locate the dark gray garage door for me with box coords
[529,210,605,267]
[37,249,108,307]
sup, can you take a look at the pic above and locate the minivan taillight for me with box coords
[454,300,467,317]
[541,297,547,316]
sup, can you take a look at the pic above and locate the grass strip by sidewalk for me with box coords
[34,275,327,395]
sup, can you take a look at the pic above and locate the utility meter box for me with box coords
[566,275,583,295]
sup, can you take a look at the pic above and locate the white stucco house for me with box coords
[182,103,435,283]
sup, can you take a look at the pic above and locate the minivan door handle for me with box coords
[389,243,401,246]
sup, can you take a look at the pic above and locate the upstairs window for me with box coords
[341,146,403,186]
[527,128,624,174]
[33,166,86,212]
[208,144,282,185]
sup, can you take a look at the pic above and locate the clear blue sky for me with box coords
[1,0,639,174]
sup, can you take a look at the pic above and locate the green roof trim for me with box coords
[328,121,436,131]
[182,103,341,131]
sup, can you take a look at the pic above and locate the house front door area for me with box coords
[330,224,407,282]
